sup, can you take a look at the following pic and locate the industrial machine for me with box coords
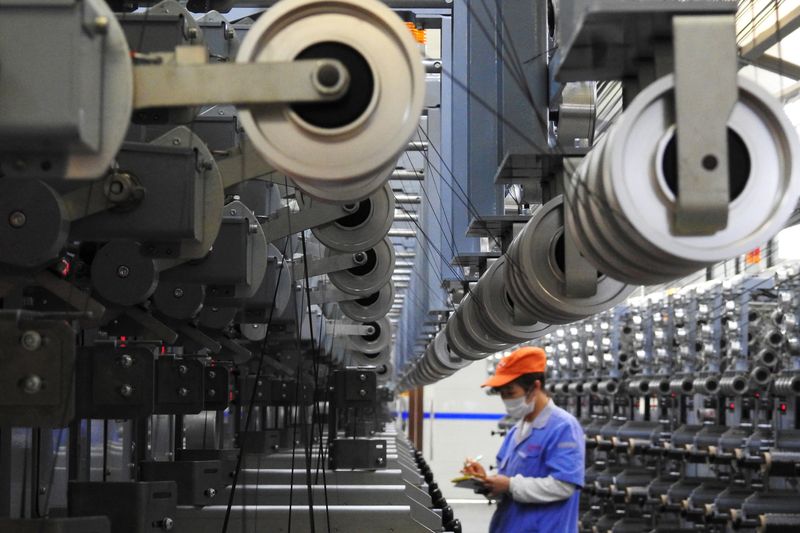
[1,0,799,532]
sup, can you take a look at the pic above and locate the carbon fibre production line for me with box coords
[2,0,800,532]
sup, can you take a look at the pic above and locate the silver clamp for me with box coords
[292,250,369,279]
[133,45,349,110]
[326,322,376,337]
[672,15,737,235]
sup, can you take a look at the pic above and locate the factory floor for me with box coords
[450,500,495,533]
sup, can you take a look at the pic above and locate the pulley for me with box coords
[235,0,425,203]
[311,184,395,253]
[344,316,392,356]
[505,196,634,324]
[91,240,159,307]
[327,237,395,296]
[565,75,800,285]
[473,256,554,345]
[339,281,395,322]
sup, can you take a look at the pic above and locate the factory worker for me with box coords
[463,346,585,533]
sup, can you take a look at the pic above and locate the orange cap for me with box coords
[481,346,546,388]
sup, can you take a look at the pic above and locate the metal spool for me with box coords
[720,374,750,396]
[457,293,513,354]
[444,309,490,361]
[473,256,554,345]
[91,240,159,306]
[0,180,69,269]
[339,281,394,322]
[431,330,471,372]
[327,237,395,296]
[750,365,773,388]
[311,184,395,253]
[505,196,634,324]
[152,281,205,320]
[566,75,800,285]
[694,375,720,395]
[774,373,800,396]
[236,0,424,203]
[345,316,391,355]
[347,344,390,367]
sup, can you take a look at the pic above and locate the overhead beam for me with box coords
[739,4,800,60]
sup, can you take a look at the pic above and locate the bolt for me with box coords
[224,27,236,40]
[229,208,237,216]
[21,375,42,395]
[158,517,175,531]
[353,252,367,265]
[172,138,181,146]
[208,389,216,398]
[119,354,133,368]
[376,457,385,466]
[173,288,184,298]
[109,180,124,195]
[8,211,26,228]
[119,384,133,397]
[365,326,376,336]
[187,27,198,40]
[39,487,47,495]
[315,63,341,89]
[94,16,109,34]
[204,488,217,498]
[359,374,367,382]
[178,387,189,397]
[21,330,42,351]
[117,265,130,278]
[178,364,188,375]
[342,203,358,214]
[208,371,216,379]
[359,389,367,397]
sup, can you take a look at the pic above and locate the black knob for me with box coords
[448,519,462,533]
[441,505,454,523]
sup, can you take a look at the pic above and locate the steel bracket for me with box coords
[263,200,351,243]
[563,198,597,298]
[326,322,377,337]
[292,250,366,279]
[672,15,737,235]
[133,46,349,109]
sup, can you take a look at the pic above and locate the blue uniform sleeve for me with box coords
[545,419,585,488]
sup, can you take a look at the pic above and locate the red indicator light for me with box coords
[780,403,787,413]
[729,403,736,410]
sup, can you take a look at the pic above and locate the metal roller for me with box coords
[344,316,392,355]
[565,75,800,285]
[327,237,395,296]
[444,309,490,361]
[457,293,513,354]
[339,281,395,322]
[774,373,800,396]
[720,374,750,396]
[236,0,425,203]
[311,184,395,253]
[472,256,554,345]
[505,196,635,325]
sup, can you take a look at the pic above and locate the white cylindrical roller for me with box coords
[345,316,392,355]
[505,196,635,324]
[312,184,395,253]
[327,237,395,296]
[236,0,425,203]
[339,281,394,322]
[565,75,800,285]
[473,256,554,344]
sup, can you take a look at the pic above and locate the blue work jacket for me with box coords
[489,400,585,533]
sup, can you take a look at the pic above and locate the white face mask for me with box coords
[503,394,534,419]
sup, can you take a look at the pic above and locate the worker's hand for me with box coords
[462,459,486,478]
[481,475,511,497]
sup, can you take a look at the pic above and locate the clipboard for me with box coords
[450,474,487,491]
